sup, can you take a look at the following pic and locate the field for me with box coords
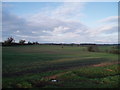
[2,45,119,88]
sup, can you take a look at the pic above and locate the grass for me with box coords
[55,64,119,88]
[2,45,119,88]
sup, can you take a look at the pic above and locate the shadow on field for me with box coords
[3,58,109,77]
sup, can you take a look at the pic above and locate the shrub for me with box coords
[33,41,39,45]
[109,49,120,54]
[87,45,99,52]
[19,40,26,45]
[28,41,33,45]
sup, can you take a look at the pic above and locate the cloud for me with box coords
[2,6,88,43]
[88,24,118,36]
[50,2,85,20]
[98,16,118,23]
[43,26,70,35]
[88,15,118,37]
[2,3,118,44]
[27,2,85,22]
[81,15,118,44]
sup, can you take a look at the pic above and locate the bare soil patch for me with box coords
[92,61,120,67]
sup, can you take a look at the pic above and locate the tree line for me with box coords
[2,37,120,54]
[2,37,39,46]
[2,37,98,46]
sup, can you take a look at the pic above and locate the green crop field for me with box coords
[2,45,119,88]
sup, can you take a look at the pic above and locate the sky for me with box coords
[2,2,118,44]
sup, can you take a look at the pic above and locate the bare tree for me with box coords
[4,37,15,45]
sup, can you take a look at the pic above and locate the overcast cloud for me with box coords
[2,2,118,44]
